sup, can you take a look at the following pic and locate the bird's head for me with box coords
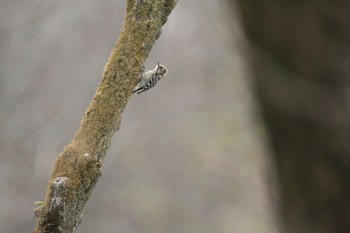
[155,62,168,79]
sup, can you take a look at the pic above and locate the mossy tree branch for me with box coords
[34,1,177,232]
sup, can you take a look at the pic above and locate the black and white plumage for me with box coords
[133,62,168,95]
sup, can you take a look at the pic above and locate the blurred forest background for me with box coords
[1,0,277,232]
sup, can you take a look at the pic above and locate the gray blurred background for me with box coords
[0,0,277,232]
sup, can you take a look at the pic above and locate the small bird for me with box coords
[133,62,168,95]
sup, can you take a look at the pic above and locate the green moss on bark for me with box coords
[34,1,177,232]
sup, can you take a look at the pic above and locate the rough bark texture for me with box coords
[235,1,350,233]
[34,1,177,232]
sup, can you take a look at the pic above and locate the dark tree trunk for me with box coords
[234,1,350,233]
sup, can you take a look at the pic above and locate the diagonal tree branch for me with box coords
[34,1,178,232]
